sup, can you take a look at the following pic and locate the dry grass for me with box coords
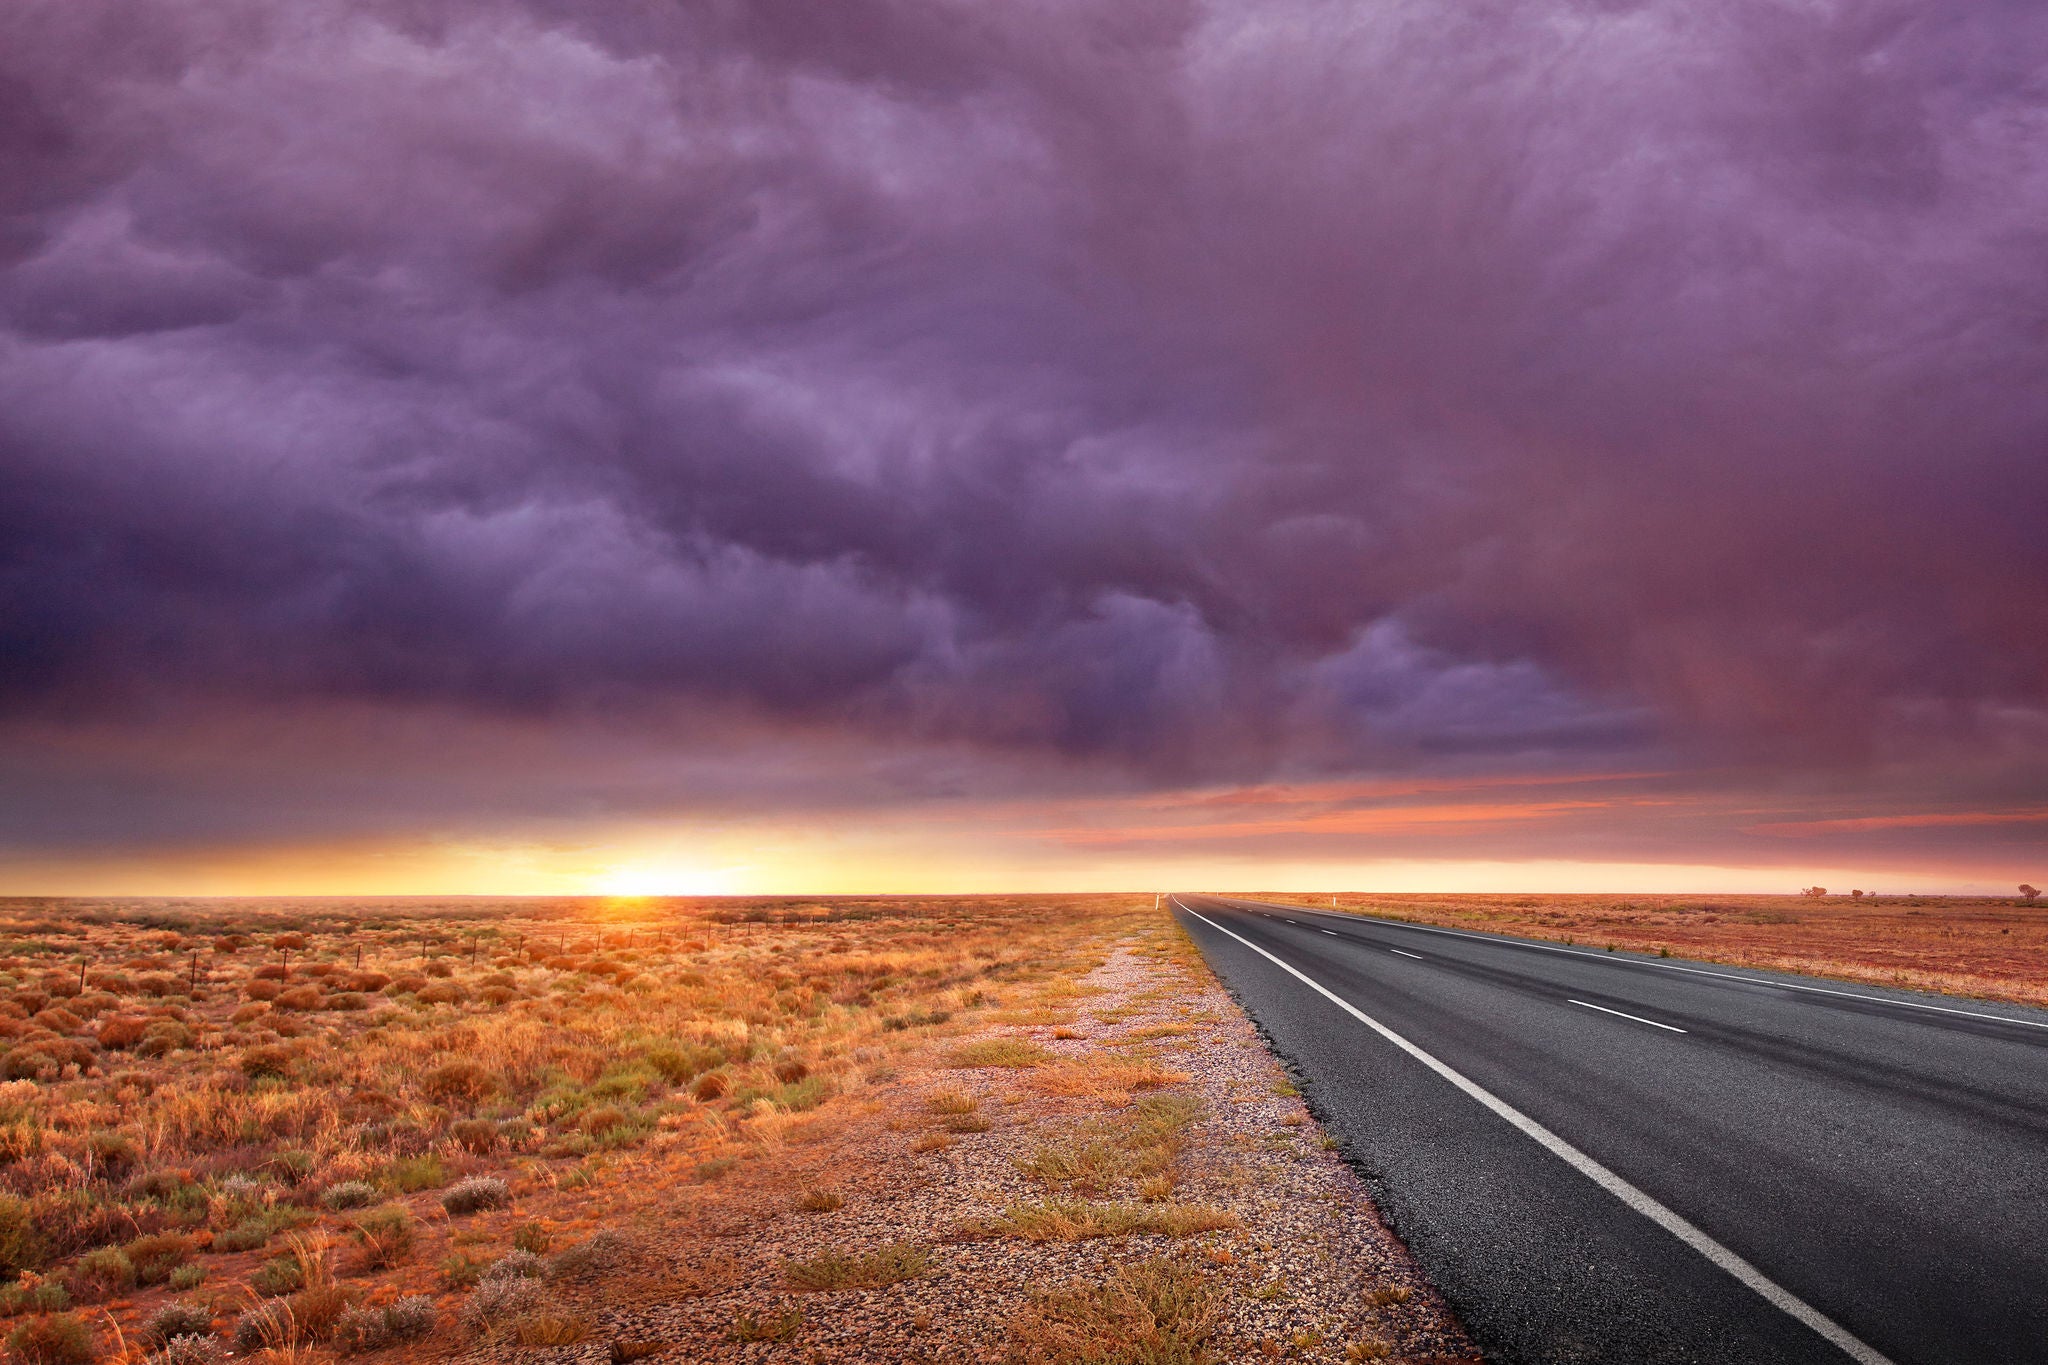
[950,1039,1056,1068]
[1029,1056,1190,1103]
[962,1199,1240,1242]
[1019,1092,1203,1196]
[0,892,1146,1361]
[1008,1257,1219,1365]
[783,1240,931,1291]
[1254,891,2048,1008]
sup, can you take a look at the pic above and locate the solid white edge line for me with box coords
[1267,900,2048,1033]
[1569,998,1688,1033]
[1391,949,1425,960]
[1176,900,1896,1365]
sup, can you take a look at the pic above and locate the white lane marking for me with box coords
[1319,929,1339,936]
[1246,899,2048,1034]
[1286,919,1299,924]
[1570,999,1687,1033]
[1176,901,1896,1365]
[1392,949,1425,960]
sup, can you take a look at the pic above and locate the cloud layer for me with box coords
[2,0,2044,869]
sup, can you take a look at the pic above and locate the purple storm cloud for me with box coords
[0,1,2044,871]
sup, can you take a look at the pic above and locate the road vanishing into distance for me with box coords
[1172,895,2048,1365]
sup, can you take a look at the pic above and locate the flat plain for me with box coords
[0,895,1478,1365]
[1253,891,2048,1008]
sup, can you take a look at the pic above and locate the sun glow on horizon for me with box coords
[592,858,750,898]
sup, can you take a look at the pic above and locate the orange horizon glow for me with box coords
[0,831,2024,900]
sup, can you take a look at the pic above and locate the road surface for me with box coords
[1171,894,2048,1365]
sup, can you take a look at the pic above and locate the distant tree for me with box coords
[1800,886,1827,898]
[1850,889,1864,899]
[2023,884,2041,902]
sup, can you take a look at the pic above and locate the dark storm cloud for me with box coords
[1,0,2045,849]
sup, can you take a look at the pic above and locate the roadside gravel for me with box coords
[465,927,1480,1365]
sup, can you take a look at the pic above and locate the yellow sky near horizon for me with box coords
[0,824,2015,899]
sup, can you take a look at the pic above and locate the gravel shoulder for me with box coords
[461,919,1480,1364]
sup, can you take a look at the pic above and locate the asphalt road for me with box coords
[1171,894,2048,1365]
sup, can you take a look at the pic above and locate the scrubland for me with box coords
[0,895,1473,1365]
[1258,891,2048,1008]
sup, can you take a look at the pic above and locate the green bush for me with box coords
[5,1312,96,1365]
[0,1280,68,1317]
[140,1302,213,1350]
[249,1256,304,1298]
[123,1232,190,1286]
[642,1042,723,1085]
[0,1196,46,1277]
[349,1208,413,1270]
[62,1247,134,1303]
[386,1155,446,1193]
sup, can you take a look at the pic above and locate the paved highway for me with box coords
[1172,894,2048,1365]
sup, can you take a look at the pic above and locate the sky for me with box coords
[1,0,2044,896]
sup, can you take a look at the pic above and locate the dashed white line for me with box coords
[1174,899,1896,1365]
[1319,928,1339,936]
[1392,949,1425,960]
[1569,999,1687,1033]
[1257,900,2048,1034]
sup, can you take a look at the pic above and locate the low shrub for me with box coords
[644,1042,722,1085]
[249,1256,304,1298]
[5,1313,95,1365]
[140,1302,213,1350]
[0,1197,46,1277]
[85,1132,138,1177]
[458,1274,556,1339]
[485,1250,545,1283]
[440,1177,510,1217]
[94,1018,149,1050]
[232,1302,292,1353]
[124,1232,191,1286]
[238,1046,293,1079]
[145,1335,218,1365]
[545,1230,630,1281]
[348,1208,413,1270]
[62,1247,134,1303]
[320,1182,376,1211]
[577,1104,628,1136]
[135,1022,193,1057]
[0,1281,68,1317]
[269,1149,315,1185]
[286,1284,351,1341]
[334,1296,435,1354]
[385,1155,445,1192]
[448,1119,499,1154]
[439,1252,486,1288]
[210,1219,275,1254]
